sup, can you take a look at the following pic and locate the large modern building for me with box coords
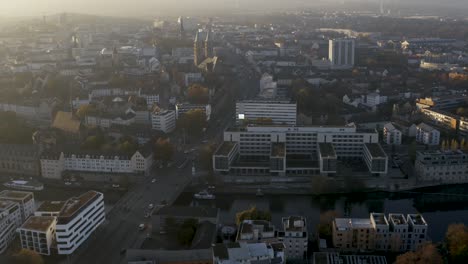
[0,190,35,223]
[0,200,22,254]
[415,150,468,183]
[213,124,388,177]
[332,213,428,252]
[151,110,176,133]
[416,123,440,145]
[55,191,105,255]
[18,216,57,255]
[383,123,402,145]
[279,216,308,260]
[329,38,355,69]
[416,95,468,110]
[213,242,285,264]
[40,149,153,180]
[236,100,297,125]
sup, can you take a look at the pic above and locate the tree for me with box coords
[187,84,209,104]
[177,109,208,137]
[153,138,174,162]
[81,135,105,150]
[10,249,44,264]
[445,223,468,263]
[235,206,271,226]
[76,104,97,119]
[396,243,443,264]
[450,139,459,151]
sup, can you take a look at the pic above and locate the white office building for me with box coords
[213,124,387,176]
[236,100,297,125]
[416,123,440,145]
[0,190,35,223]
[18,216,57,255]
[383,123,402,145]
[0,200,22,254]
[213,242,285,264]
[151,110,176,133]
[279,216,308,260]
[259,73,278,99]
[415,150,468,183]
[40,149,153,180]
[329,38,355,69]
[55,191,105,255]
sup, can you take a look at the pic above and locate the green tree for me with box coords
[446,223,468,263]
[153,138,174,162]
[187,84,209,104]
[81,135,105,150]
[396,243,443,264]
[76,104,97,119]
[177,109,208,137]
[235,206,271,226]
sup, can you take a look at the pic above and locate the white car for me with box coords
[64,182,72,186]
[151,178,156,183]
[148,203,154,209]
[138,224,145,231]
[112,184,120,188]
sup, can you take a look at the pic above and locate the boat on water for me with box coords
[256,188,264,197]
[194,190,215,200]
[3,180,44,191]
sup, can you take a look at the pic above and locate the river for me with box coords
[174,184,468,242]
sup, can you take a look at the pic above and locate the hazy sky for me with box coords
[1,0,467,17]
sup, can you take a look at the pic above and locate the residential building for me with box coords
[0,100,55,124]
[420,108,458,130]
[329,38,355,69]
[312,252,387,264]
[279,216,308,260]
[153,206,219,232]
[40,149,153,180]
[236,100,297,125]
[362,92,388,108]
[0,190,35,223]
[213,242,285,264]
[84,112,136,129]
[237,220,277,243]
[175,103,211,121]
[183,72,203,87]
[55,191,105,255]
[35,201,67,217]
[213,124,387,176]
[126,249,212,264]
[416,95,468,110]
[383,123,402,145]
[415,150,468,183]
[18,216,57,255]
[259,73,278,99]
[416,123,440,145]
[332,213,428,252]
[151,110,176,133]
[0,144,41,178]
[0,200,22,254]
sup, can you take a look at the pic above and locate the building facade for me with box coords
[18,216,57,255]
[383,123,402,145]
[213,242,285,264]
[151,110,176,133]
[0,200,22,254]
[0,144,41,178]
[416,123,440,145]
[55,191,105,255]
[0,190,35,223]
[236,100,297,125]
[332,213,428,252]
[175,103,211,121]
[415,150,468,183]
[329,38,355,69]
[279,216,308,260]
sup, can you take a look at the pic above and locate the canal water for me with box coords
[174,185,468,242]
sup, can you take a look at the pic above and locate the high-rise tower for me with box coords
[178,16,185,39]
[194,31,204,66]
[204,29,213,58]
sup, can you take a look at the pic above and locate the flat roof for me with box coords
[389,214,407,225]
[37,201,66,213]
[215,142,236,156]
[365,143,387,158]
[319,143,337,158]
[371,213,388,226]
[408,214,427,226]
[0,200,16,210]
[282,216,307,232]
[335,218,372,230]
[58,191,101,223]
[20,216,56,232]
[0,190,33,200]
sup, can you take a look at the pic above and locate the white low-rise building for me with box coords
[0,200,22,254]
[0,190,35,223]
[415,150,468,183]
[236,100,297,125]
[151,110,176,133]
[213,242,285,264]
[55,191,105,255]
[40,149,153,180]
[383,123,402,145]
[416,123,440,145]
[18,216,57,255]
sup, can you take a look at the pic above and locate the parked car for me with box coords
[138,224,145,231]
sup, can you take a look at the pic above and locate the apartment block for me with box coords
[313,252,387,264]
[213,242,285,264]
[329,38,355,69]
[332,213,428,252]
[55,191,105,255]
[416,95,468,110]
[416,123,440,145]
[213,124,387,176]
[0,144,41,178]
[151,110,176,133]
[236,100,297,125]
[415,150,468,183]
[279,216,308,260]
[0,190,35,223]
[383,123,402,145]
[237,220,277,243]
[0,200,22,254]
[18,216,57,255]
[175,103,211,121]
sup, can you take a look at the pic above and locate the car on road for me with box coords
[64,182,72,186]
[138,224,145,231]
[151,178,156,183]
[148,203,154,209]
[112,184,120,188]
